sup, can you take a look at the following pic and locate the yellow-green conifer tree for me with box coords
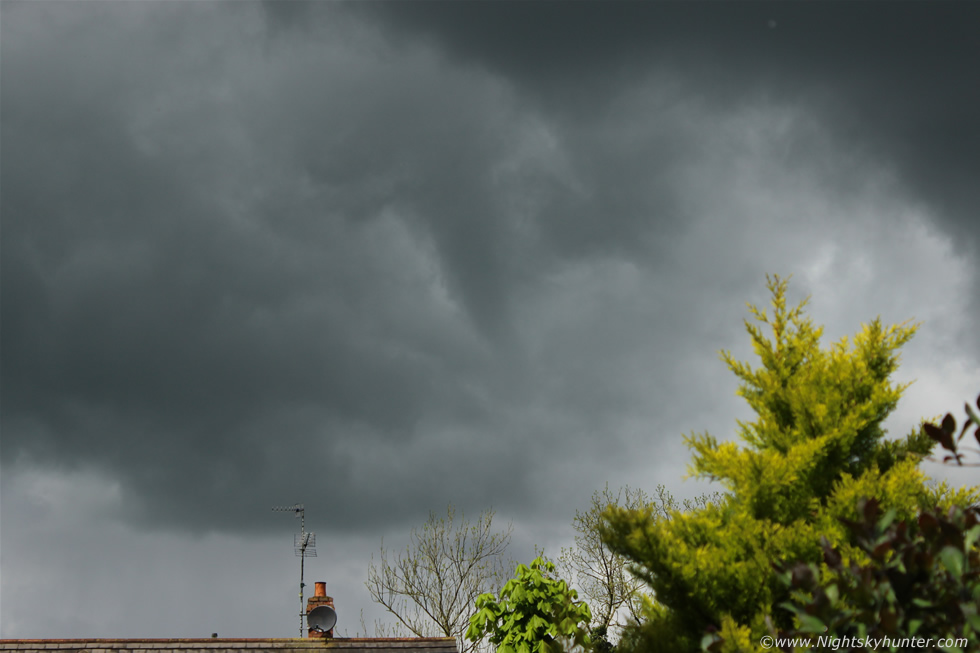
[601,275,977,653]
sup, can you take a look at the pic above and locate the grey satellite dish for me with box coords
[308,605,337,633]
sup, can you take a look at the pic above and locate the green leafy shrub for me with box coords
[773,498,980,653]
[467,557,592,653]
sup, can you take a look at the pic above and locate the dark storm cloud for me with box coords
[359,1,980,250]
[3,0,978,546]
[2,1,701,535]
[5,2,980,638]
[0,1,504,532]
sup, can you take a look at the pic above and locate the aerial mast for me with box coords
[273,504,317,636]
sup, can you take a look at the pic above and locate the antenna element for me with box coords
[273,504,317,636]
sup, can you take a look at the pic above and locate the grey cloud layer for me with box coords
[357,2,980,250]
[2,3,700,534]
[3,1,978,542]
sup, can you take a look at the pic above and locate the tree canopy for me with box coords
[600,274,978,652]
[367,504,512,652]
[467,556,592,653]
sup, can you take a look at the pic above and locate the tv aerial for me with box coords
[273,503,317,636]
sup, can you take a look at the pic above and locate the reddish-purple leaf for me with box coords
[862,498,880,522]
[823,546,842,569]
[872,541,892,561]
[925,422,956,451]
[942,413,956,435]
[919,512,939,536]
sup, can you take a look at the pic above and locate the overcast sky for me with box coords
[2,0,979,639]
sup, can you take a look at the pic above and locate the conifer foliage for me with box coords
[600,275,973,652]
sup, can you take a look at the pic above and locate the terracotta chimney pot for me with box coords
[306,582,335,639]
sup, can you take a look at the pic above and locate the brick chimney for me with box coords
[306,581,335,638]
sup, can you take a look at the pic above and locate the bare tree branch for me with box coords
[367,504,512,653]
[559,484,724,636]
